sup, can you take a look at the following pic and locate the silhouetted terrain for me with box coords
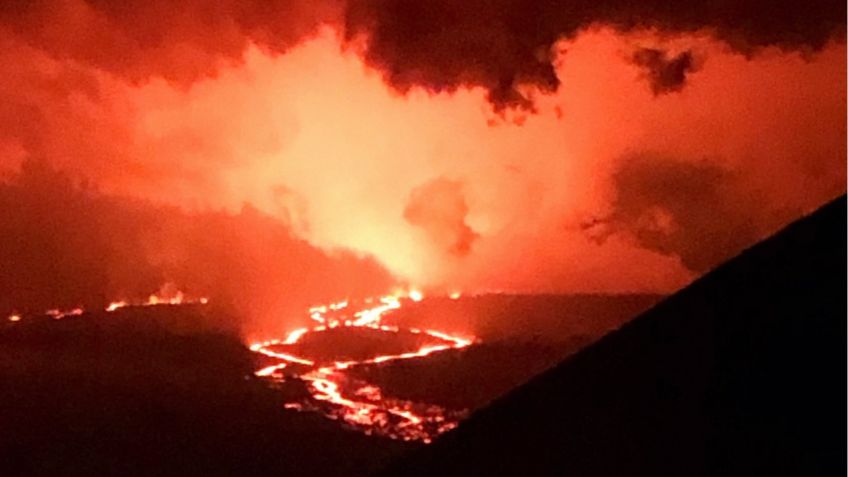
[347,339,592,412]
[0,291,663,476]
[379,195,846,477]
[270,327,441,363]
[349,294,661,411]
[0,306,410,477]
[2,195,843,476]
[276,294,661,412]
[384,294,662,342]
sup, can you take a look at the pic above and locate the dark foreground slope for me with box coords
[380,196,847,477]
[0,306,409,477]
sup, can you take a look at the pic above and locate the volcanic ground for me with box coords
[0,292,659,476]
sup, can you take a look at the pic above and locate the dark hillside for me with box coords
[0,306,410,477]
[380,195,847,477]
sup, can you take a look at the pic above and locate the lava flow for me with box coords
[250,291,475,443]
[6,285,208,322]
[5,285,474,443]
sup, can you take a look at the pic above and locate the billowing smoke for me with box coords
[0,159,393,337]
[404,178,478,256]
[631,49,699,95]
[346,0,845,109]
[586,154,786,272]
[0,1,844,335]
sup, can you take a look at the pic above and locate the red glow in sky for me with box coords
[0,5,844,333]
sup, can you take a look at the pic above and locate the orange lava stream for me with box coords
[4,285,472,443]
[106,289,208,312]
[250,290,475,443]
[6,287,208,322]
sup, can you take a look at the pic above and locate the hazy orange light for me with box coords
[106,301,128,312]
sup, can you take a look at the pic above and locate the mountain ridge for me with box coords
[378,194,847,477]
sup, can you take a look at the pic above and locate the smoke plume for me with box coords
[0,2,844,334]
[631,48,699,95]
[404,178,479,256]
[0,159,393,337]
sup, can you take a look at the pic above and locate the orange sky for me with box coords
[0,22,844,330]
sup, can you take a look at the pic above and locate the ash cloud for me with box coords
[631,48,699,95]
[346,0,845,109]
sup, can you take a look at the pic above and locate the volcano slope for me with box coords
[379,195,847,477]
[0,305,410,477]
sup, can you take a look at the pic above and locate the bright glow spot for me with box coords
[255,363,287,377]
[283,327,309,345]
[106,301,128,312]
[46,307,84,320]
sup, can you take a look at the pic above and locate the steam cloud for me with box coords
[0,160,393,336]
[0,0,341,85]
[404,178,479,256]
[0,1,844,335]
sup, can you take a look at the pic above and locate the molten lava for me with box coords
[5,285,473,443]
[106,288,209,312]
[6,286,208,323]
[250,291,475,443]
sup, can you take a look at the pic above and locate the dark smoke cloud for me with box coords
[586,153,804,272]
[631,48,699,95]
[346,0,845,109]
[404,178,478,256]
[0,0,842,110]
[0,159,393,335]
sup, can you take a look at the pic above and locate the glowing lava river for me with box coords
[6,287,475,444]
[250,291,475,443]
